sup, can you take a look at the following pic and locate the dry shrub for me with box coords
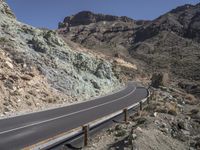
[156,101,165,106]
[140,110,148,117]
[172,93,181,99]
[155,106,168,113]
[165,102,178,116]
[190,109,199,115]
[185,94,197,105]
[186,94,196,101]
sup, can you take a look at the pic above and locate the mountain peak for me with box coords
[0,0,15,19]
[58,11,134,28]
[170,2,200,14]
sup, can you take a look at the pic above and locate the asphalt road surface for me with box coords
[0,83,148,150]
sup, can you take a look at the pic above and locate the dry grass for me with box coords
[114,58,137,70]
[165,102,178,116]
[184,94,197,105]
[185,94,196,100]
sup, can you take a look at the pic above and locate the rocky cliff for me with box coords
[0,1,121,115]
[58,11,149,56]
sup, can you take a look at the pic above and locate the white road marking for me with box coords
[0,87,136,135]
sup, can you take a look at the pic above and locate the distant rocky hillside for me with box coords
[135,3,200,43]
[58,11,135,27]
[0,1,121,115]
[58,3,200,83]
[130,3,200,82]
[58,11,149,55]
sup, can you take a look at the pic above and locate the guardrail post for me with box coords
[150,90,154,101]
[140,101,143,111]
[123,108,128,123]
[147,97,150,105]
[139,101,143,116]
[82,125,89,147]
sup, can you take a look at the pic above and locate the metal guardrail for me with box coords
[32,87,152,150]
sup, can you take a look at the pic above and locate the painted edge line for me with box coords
[32,96,148,150]
[0,84,128,121]
[0,86,136,135]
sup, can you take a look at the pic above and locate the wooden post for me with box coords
[139,101,143,116]
[151,90,154,101]
[123,108,128,123]
[140,101,143,111]
[147,97,150,105]
[82,125,89,147]
[147,90,151,105]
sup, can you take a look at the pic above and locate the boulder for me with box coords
[178,82,200,97]
[151,73,169,88]
[30,36,49,53]
[90,79,100,89]
[5,61,13,69]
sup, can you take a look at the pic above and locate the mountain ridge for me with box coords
[58,2,200,82]
[58,11,137,28]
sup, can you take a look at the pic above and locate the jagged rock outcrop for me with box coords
[151,73,169,88]
[178,82,200,97]
[58,11,149,55]
[59,11,134,28]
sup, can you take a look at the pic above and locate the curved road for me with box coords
[0,83,148,150]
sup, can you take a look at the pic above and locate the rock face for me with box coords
[0,0,15,18]
[58,11,149,55]
[131,3,200,79]
[59,3,200,82]
[151,73,169,88]
[0,1,121,115]
[59,11,134,27]
[178,82,200,97]
[134,4,200,43]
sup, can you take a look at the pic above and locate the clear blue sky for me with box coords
[6,0,199,29]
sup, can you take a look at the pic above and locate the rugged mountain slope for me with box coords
[0,1,121,115]
[130,3,200,81]
[58,11,148,56]
[59,3,200,83]
[130,31,200,81]
[134,3,200,43]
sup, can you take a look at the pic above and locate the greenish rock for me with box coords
[0,1,122,103]
[0,1,15,19]
[115,130,127,137]
[30,36,49,53]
